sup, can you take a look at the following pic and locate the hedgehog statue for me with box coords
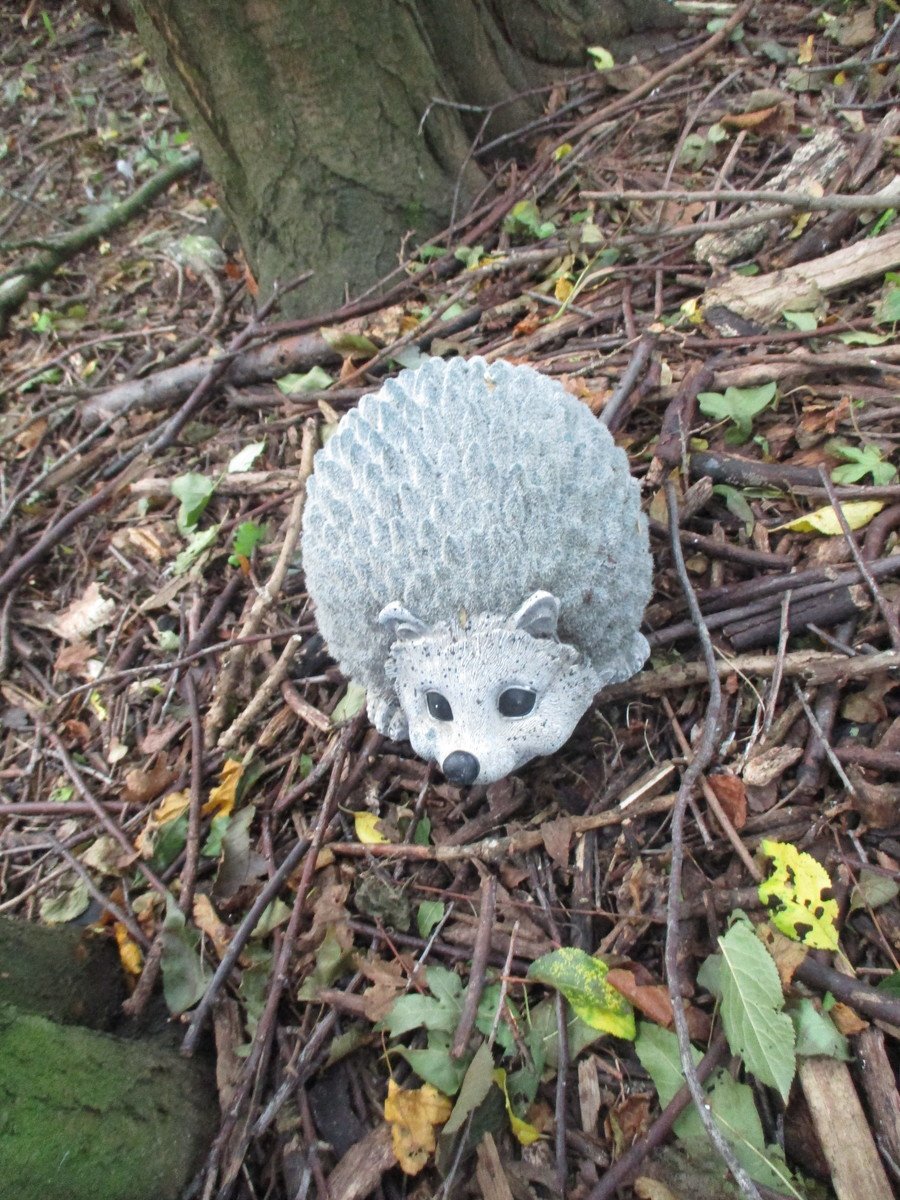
[301,356,652,786]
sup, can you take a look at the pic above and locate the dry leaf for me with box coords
[54,640,99,678]
[50,582,117,641]
[113,921,143,977]
[383,1079,452,1175]
[122,759,177,805]
[204,758,242,817]
[756,922,808,987]
[720,105,779,130]
[193,893,233,959]
[707,773,747,829]
[828,1001,867,1036]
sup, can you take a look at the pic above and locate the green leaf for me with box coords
[782,310,818,331]
[525,997,601,1070]
[297,926,353,999]
[717,918,796,1101]
[788,998,849,1060]
[828,441,898,487]
[395,1035,469,1096]
[275,365,333,394]
[758,839,839,949]
[38,874,90,925]
[849,868,899,913]
[202,812,230,857]
[698,382,777,442]
[151,811,188,870]
[874,279,900,325]
[502,199,556,241]
[587,44,615,70]
[475,982,518,1055]
[227,441,265,473]
[713,484,755,535]
[319,329,379,356]
[636,1024,802,1195]
[877,971,900,997]
[417,900,445,939]
[380,965,462,1038]
[229,520,267,565]
[171,471,216,534]
[250,897,292,938]
[528,947,635,1039]
[172,524,220,575]
[443,1042,495,1135]
[160,895,210,1014]
[836,330,888,346]
[331,681,367,725]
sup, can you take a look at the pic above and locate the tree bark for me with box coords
[129,0,683,314]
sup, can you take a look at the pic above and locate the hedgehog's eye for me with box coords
[498,687,536,718]
[426,691,453,721]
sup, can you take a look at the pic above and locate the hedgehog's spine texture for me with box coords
[302,355,653,703]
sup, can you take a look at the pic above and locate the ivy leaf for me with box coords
[528,947,635,1039]
[713,483,755,534]
[758,839,839,949]
[394,1031,469,1095]
[828,441,898,487]
[874,276,900,325]
[698,381,777,442]
[717,918,796,1101]
[380,965,462,1038]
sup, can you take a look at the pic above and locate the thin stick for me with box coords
[582,183,900,214]
[816,466,900,651]
[663,479,763,1200]
[450,873,497,1059]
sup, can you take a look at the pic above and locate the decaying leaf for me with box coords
[529,947,636,1039]
[383,1078,452,1174]
[758,840,839,950]
[354,811,391,845]
[50,582,116,642]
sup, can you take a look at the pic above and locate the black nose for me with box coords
[442,750,480,786]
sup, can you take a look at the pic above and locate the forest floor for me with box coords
[1,2,899,1199]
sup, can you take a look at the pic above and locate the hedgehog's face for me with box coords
[380,593,599,786]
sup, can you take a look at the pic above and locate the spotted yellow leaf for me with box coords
[772,500,884,536]
[758,839,839,950]
[384,1078,452,1174]
[528,947,636,1039]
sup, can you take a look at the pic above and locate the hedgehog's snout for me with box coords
[441,750,480,786]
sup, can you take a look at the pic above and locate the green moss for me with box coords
[0,1004,216,1200]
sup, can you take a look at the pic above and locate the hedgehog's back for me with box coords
[302,357,651,689]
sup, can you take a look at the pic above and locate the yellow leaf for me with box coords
[193,893,232,959]
[758,839,839,950]
[772,500,884,536]
[354,811,391,845]
[384,1079,452,1175]
[152,790,191,824]
[798,34,814,64]
[553,142,573,162]
[680,296,703,325]
[554,277,574,302]
[203,758,242,817]
[113,921,143,977]
[493,1068,542,1146]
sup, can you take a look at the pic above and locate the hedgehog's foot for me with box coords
[368,690,409,743]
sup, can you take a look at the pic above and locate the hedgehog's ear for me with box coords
[509,591,560,638]
[378,602,430,641]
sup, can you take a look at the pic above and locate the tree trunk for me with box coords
[129,0,683,314]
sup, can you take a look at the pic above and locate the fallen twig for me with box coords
[0,151,201,333]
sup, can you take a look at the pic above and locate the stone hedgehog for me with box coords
[301,355,652,786]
